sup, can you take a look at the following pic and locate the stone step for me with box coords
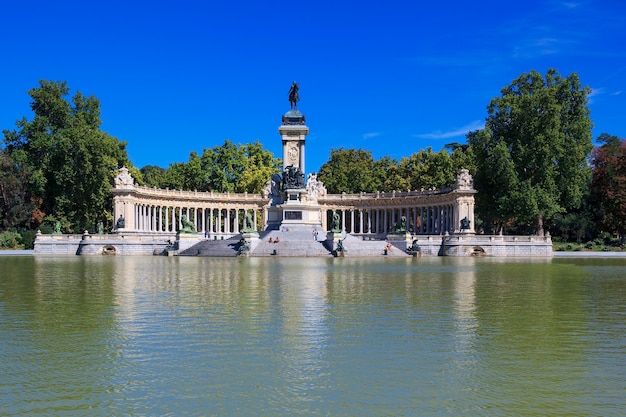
[179,237,240,257]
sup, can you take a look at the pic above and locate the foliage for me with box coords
[590,133,626,238]
[2,80,132,233]
[155,140,281,193]
[468,69,593,235]
[0,150,34,229]
[140,165,167,188]
[19,230,37,249]
[397,147,466,190]
[0,231,23,249]
[318,147,470,194]
[318,148,381,193]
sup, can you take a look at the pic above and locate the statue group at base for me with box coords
[180,215,197,234]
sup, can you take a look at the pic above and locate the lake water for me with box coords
[1,256,625,416]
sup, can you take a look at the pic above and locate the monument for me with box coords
[264,81,326,231]
[30,81,550,257]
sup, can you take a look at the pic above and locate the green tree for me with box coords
[237,141,281,193]
[468,69,593,235]
[590,133,626,238]
[373,155,407,192]
[318,148,381,193]
[2,80,131,232]
[158,140,280,193]
[0,150,34,230]
[140,165,167,188]
[398,147,457,190]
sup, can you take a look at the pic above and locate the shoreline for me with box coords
[553,251,626,257]
[2,249,626,258]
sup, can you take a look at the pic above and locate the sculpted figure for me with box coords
[116,215,125,229]
[306,173,327,201]
[180,215,196,233]
[288,81,299,109]
[283,165,304,189]
[115,167,134,188]
[243,211,255,232]
[237,238,250,255]
[391,216,407,233]
[460,217,471,230]
[455,169,473,189]
[330,212,341,233]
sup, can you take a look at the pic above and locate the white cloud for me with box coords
[588,87,605,97]
[561,1,581,9]
[414,120,484,140]
[363,132,381,140]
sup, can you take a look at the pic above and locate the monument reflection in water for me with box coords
[1,256,625,416]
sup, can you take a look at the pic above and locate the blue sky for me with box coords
[1,0,624,174]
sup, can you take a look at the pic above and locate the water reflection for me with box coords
[1,256,625,416]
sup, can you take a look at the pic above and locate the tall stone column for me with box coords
[279,111,309,174]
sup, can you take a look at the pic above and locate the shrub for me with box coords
[20,230,37,250]
[0,231,23,249]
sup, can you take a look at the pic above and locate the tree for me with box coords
[374,155,407,191]
[157,140,281,193]
[318,148,381,193]
[0,150,34,229]
[140,165,167,188]
[2,80,131,232]
[237,141,281,193]
[468,69,593,235]
[397,147,458,190]
[590,133,626,238]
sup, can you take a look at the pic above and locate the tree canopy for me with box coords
[2,80,131,232]
[591,133,626,238]
[317,147,470,194]
[467,69,593,235]
[145,140,281,194]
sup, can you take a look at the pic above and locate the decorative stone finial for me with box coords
[115,167,134,188]
[454,169,474,190]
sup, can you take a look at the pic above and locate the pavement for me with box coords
[0,250,34,255]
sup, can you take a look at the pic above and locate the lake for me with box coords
[1,256,625,416]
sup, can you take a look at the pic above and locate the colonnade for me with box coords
[115,198,264,236]
[322,204,456,235]
[112,169,476,237]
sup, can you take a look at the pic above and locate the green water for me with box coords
[1,256,625,416]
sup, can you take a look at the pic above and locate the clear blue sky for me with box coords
[1,0,624,174]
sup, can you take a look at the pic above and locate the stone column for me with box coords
[383,209,389,235]
[341,210,346,232]
[359,210,364,234]
[350,210,355,233]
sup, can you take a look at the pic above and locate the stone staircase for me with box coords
[252,226,333,257]
[335,234,411,257]
[178,237,240,257]
[177,225,413,258]
[250,225,411,257]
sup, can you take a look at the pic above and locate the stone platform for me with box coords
[34,229,553,257]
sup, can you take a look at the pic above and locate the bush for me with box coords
[0,231,23,249]
[20,230,37,250]
[39,224,54,234]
